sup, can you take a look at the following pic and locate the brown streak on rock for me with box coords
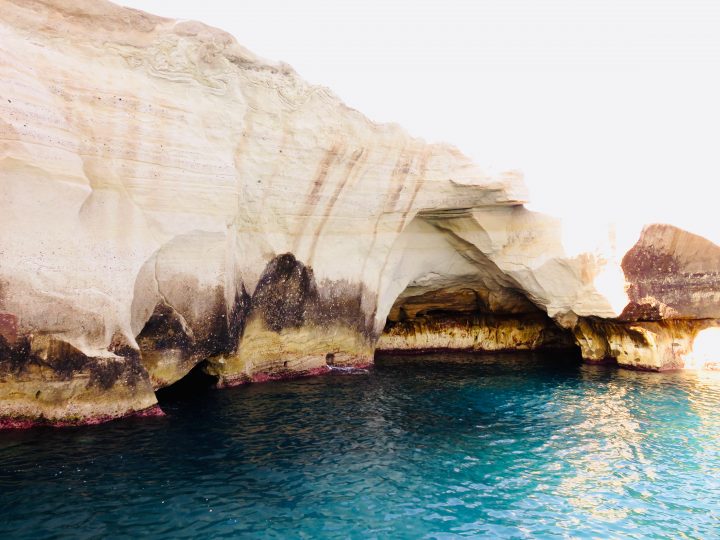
[307,147,366,264]
[0,313,18,345]
[292,143,343,253]
[397,151,428,233]
[384,152,413,213]
[301,143,342,212]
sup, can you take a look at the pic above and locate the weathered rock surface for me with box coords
[378,313,575,353]
[621,224,720,321]
[1,0,718,426]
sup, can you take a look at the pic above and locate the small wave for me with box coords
[328,366,370,375]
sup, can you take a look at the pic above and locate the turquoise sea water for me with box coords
[1,352,719,539]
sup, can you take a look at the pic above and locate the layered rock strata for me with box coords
[1,0,718,426]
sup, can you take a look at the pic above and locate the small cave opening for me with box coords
[155,360,219,403]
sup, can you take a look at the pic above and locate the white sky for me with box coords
[120,0,720,253]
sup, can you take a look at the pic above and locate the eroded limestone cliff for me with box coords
[1,0,718,426]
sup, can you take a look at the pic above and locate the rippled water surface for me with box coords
[2,352,720,539]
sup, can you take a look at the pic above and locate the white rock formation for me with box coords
[0,0,718,425]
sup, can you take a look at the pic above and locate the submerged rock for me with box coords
[1,0,718,426]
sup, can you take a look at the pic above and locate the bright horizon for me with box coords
[119,0,720,255]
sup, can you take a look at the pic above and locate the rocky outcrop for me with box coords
[1,0,718,426]
[0,334,159,428]
[620,224,720,321]
[572,318,713,371]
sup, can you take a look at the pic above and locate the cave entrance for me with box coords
[376,284,579,356]
[373,213,581,359]
[154,360,219,403]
